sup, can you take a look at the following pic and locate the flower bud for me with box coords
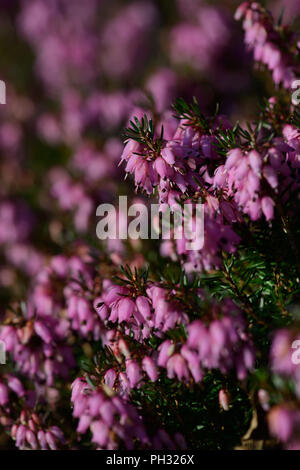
[218,389,230,411]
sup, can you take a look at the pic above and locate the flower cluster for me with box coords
[235,2,300,88]
[71,377,186,450]
[0,309,75,385]
[158,299,255,382]
[11,410,65,450]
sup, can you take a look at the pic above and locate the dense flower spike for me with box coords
[235,2,300,88]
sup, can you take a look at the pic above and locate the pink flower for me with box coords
[181,346,202,382]
[166,354,189,381]
[126,360,142,388]
[263,166,278,189]
[104,368,117,389]
[268,406,295,442]
[161,147,175,165]
[26,429,38,450]
[225,148,243,170]
[218,389,230,411]
[45,431,57,450]
[248,150,262,175]
[16,425,27,448]
[99,401,116,427]
[0,383,8,405]
[7,376,24,397]
[118,297,136,322]
[158,340,175,367]
[37,430,47,450]
[91,421,109,447]
[142,356,158,382]
[258,389,270,411]
[136,296,151,321]
[261,196,275,220]
[34,321,52,344]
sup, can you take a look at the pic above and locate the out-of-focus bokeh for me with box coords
[0,0,298,305]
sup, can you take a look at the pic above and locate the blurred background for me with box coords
[0,0,298,306]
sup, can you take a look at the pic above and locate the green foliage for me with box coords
[173,97,210,131]
[123,114,164,153]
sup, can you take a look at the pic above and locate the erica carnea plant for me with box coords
[0,1,300,451]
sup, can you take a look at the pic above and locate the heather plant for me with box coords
[0,0,299,451]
